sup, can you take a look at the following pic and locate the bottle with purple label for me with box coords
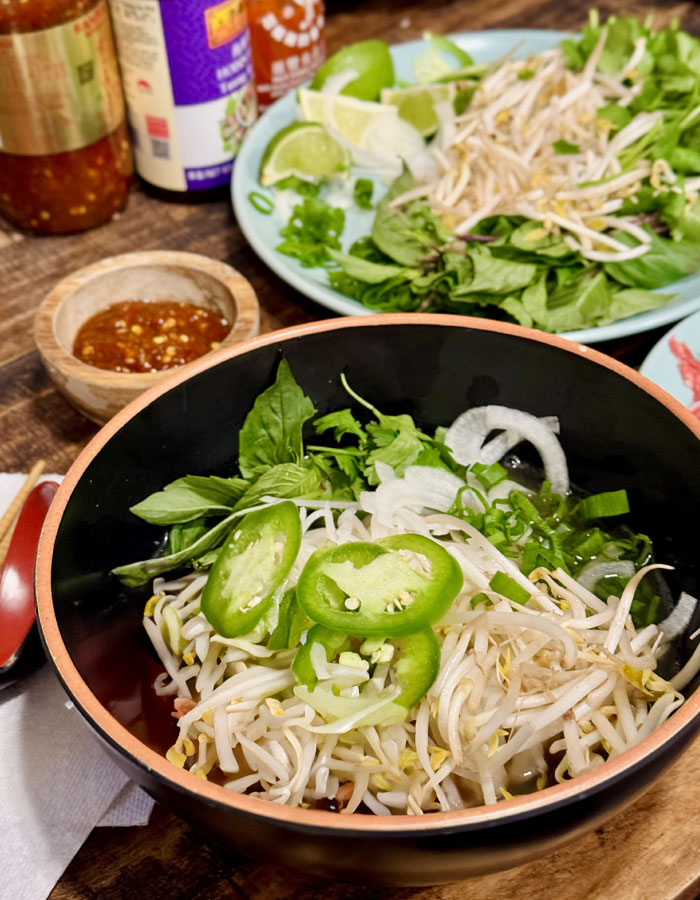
[109,0,257,195]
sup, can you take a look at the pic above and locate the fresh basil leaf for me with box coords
[669,146,700,175]
[130,475,245,525]
[113,510,241,586]
[180,474,249,504]
[607,287,673,322]
[663,196,700,244]
[452,245,536,295]
[371,169,452,266]
[237,359,316,478]
[327,247,410,283]
[507,222,575,259]
[168,517,209,554]
[604,230,700,288]
[539,271,612,332]
[234,462,324,510]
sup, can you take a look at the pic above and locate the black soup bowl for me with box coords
[35,314,700,885]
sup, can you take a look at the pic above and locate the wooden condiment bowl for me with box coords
[34,250,260,424]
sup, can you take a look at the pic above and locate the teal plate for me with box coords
[231,29,700,345]
[640,309,700,417]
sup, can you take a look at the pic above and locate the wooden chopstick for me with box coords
[0,460,45,569]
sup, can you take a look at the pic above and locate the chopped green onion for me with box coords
[489,571,530,605]
[470,592,490,608]
[572,527,606,558]
[354,178,374,210]
[273,175,322,196]
[553,139,581,155]
[518,69,535,80]
[248,191,274,214]
[471,461,508,490]
[579,490,630,519]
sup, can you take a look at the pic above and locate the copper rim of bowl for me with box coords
[34,249,260,387]
[35,313,700,834]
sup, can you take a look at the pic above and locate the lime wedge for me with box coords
[297,88,398,149]
[310,39,394,101]
[259,122,351,187]
[380,83,456,137]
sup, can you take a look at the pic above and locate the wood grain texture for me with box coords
[0,0,697,896]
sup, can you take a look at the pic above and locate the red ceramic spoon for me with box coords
[0,480,59,671]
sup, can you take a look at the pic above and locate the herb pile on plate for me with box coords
[253,13,700,334]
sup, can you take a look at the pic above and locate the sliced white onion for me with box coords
[671,639,700,691]
[578,559,635,592]
[445,405,568,494]
[360,465,465,526]
[659,591,699,643]
[319,69,359,96]
[364,117,428,169]
[604,564,674,653]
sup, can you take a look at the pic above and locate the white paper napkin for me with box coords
[0,473,155,900]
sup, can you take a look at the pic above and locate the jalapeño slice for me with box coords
[296,532,463,637]
[201,501,301,638]
[293,625,440,709]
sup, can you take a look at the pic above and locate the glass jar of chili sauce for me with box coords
[0,0,133,235]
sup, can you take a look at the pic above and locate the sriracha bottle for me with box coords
[246,0,325,111]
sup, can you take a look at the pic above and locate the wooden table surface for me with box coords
[2,0,700,897]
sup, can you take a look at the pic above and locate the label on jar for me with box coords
[109,0,257,192]
[247,0,325,110]
[0,0,125,156]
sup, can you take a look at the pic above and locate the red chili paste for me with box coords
[73,299,231,373]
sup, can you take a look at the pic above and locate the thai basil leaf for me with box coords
[327,247,410,283]
[371,169,452,266]
[168,517,210,554]
[452,245,536,295]
[233,462,325,510]
[113,510,242,586]
[130,475,247,525]
[604,230,700,289]
[237,359,316,478]
[606,288,674,322]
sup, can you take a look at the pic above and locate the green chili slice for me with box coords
[292,625,440,709]
[201,501,301,638]
[296,532,463,637]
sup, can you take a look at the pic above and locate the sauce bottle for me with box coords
[109,0,257,196]
[246,0,325,112]
[0,0,133,235]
